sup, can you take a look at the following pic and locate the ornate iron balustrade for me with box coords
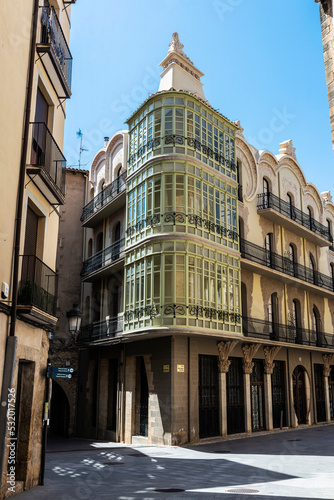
[81,238,125,277]
[240,238,334,292]
[126,212,238,241]
[29,122,66,195]
[128,135,237,172]
[124,303,240,324]
[77,316,123,342]
[18,255,57,316]
[242,316,334,348]
[81,172,127,222]
[39,6,73,89]
[257,192,331,242]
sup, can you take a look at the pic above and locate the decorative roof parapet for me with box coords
[278,139,297,160]
[168,33,193,65]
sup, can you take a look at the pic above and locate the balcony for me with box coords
[242,316,334,349]
[17,255,57,326]
[36,6,72,98]
[257,193,331,247]
[81,238,125,282]
[77,316,123,343]
[81,172,127,227]
[240,238,334,297]
[26,122,65,205]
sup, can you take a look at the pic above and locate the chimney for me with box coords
[104,136,109,147]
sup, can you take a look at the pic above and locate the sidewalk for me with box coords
[15,424,334,500]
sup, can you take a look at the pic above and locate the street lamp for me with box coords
[66,304,82,338]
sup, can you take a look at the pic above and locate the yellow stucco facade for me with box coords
[0,1,73,496]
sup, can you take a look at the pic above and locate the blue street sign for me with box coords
[50,373,72,379]
[49,367,74,374]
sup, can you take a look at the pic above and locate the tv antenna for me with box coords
[76,129,89,168]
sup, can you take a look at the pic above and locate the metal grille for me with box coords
[226,357,245,434]
[251,360,265,431]
[314,364,326,423]
[293,366,306,424]
[198,355,219,438]
[272,361,286,428]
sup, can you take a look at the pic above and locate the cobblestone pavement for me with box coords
[15,424,334,500]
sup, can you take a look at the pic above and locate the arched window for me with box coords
[237,160,243,201]
[307,206,313,231]
[327,219,333,250]
[263,178,270,208]
[287,193,295,220]
[87,238,93,258]
[313,306,324,347]
[310,253,316,285]
[90,187,94,201]
[292,299,302,344]
[116,165,122,193]
[265,233,273,267]
[289,244,296,276]
[268,292,278,340]
[97,232,103,252]
[331,263,334,292]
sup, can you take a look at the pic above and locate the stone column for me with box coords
[263,346,281,431]
[242,344,260,433]
[323,354,333,423]
[218,340,238,437]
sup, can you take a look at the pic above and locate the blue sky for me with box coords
[64,0,333,195]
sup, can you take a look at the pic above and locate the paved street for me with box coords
[16,424,334,500]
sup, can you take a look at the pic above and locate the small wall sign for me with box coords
[163,364,170,373]
[177,364,184,373]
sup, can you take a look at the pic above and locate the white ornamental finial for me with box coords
[168,32,193,64]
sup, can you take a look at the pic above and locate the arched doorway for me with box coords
[50,381,70,436]
[292,365,307,425]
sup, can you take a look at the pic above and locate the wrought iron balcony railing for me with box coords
[257,192,331,242]
[77,316,123,342]
[81,172,127,223]
[18,255,57,316]
[240,238,334,292]
[242,316,333,349]
[28,122,66,200]
[126,212,238,241]
[38,6,72,95]
[81,238,125,277]
[127,134,237,172]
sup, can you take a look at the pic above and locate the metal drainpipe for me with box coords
[0,0,39,489]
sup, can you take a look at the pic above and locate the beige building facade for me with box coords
[0,0,74,496]
[76,34,334,447]
[316,0,334,154]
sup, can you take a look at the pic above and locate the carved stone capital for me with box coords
[243,361,254,374]
[218,359,231,374]
[264,362,275,375]
[242,343,260,374]
[263,346,281,374]
[217,340,238,373]
[323,354,334,377]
